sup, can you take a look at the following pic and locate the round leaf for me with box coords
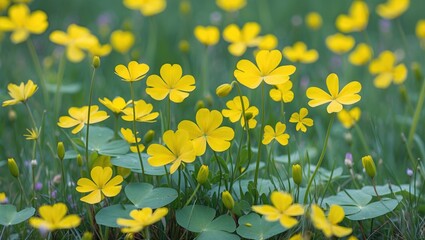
[95,204,137,228]
[125,183,177,208]
[0,205,35,226]
[236,213,286,240]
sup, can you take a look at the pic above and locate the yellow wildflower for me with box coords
[310,204,352,238]
[282,42,318,64]
[123,0,166,16]
[87,40,111,57]
[326,33,355,54]
[24,128,39,140]
[349,43,372,66]
[99,96,129,115]
[216,0,246,12]
[269,81,294,103]
[57,105,109,134]
[121,100,159,122]
[110,30,135,54]
[305,12,322,30]
[120,128,145,153]
[289,108,314,132]
[0,192,7,203]
[376,0,409,19]
[29,203,80,231]
[222,96,259,129]
[194,25,220,46]
[2,79,38,107]
[115,61,150,82]
[262,122,290,146]
[337,107,361,129]
[117,208,168,233]
[0,0,10,12]
[223,22,261,56]
[416,20,425,40]
[257,34,278,50]
[369,51,407,88]
[336,0,369,33]
[361,155,376,179]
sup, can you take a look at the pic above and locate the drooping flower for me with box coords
[115,61,150,82]
[269,81,294,103]
[76,166,123,204]
[282,42,318,64]
[376,0,409,20]
[223,22,262,56]
[222,96,259,129]
[262,122,290,146]
[110,30,135,54]
[49,24,98,62]
[29,203,81,231]
[336,0,369,33]
[337,107,361,129]
[120,128,145,153]
[306,73,361,113]
[234,50,296,89]
[310,204,352,238]
[99,96,129,115]
[326,33,355,54]
[121,100,159,122]
[216,0,246,12]
[123,0,166,16]
[0,4,48,44]
[147,130,196,174]
[368,50,407,88]
[146,63,196,103]
[178,108,235,156]
[289,108,314,132]
[57,105,109,134]
[305,12,322,30]
[117,207,168,233]
[252,191,304,229]
[2,79,38,107]
[348,43,372,66]
[194,26,220,46]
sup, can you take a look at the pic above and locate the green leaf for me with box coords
[125,183,177,208]
[361,184,410,197]
[95,204,137,228]
[0,205,35,226]
[346,198,401,221]
[46,83,81,94]
[111,153,166,175]
[236,213,286,240]
[83,126,129,156]
[274,147,317,164]
[197,230,240,240]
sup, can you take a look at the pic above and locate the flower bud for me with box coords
[244,112,254,120]
[179,40,190,53]
[77,154,83,167]
[31,159,38,166]
[222,191,235,210]
[8,109,17,122]
[57,142,65,161]
[216,83,233,97]
[81,232,93,240]
[92,56,100,68]
[195,100,205,111]
[0,192,8,204]
[143,130,155,144]
[196,165,209,184]
[411,62,423,81]
[292,164,302,186]
[344,152,353,168]
[179,0,191,15]
[361,155,376,179]
[7,158,19,178]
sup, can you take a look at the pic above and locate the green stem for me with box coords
[213,151,225,194]
[202,47,209,97]
[26,39,48,104]
[54,53,66,118]
[167,98,171,130]
[281,101,291,192]
[129,82,145,177]
[303,113,335,204]
[184,184,201,207]
[354,124,370,153]
[408,78,425,147]
[396,18,409,58]
[253,83,265,203]
[17,177,26,207]
[85,67,97,173]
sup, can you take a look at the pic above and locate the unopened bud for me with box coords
[179,40,190,53]
[77,154,83,167]
[143,130,155,144]
[8,109,17,122]
[92,56,100,68]
[244,112,254,120]
[57,142,65,161]
[362,155,376,179]
[196,165,209,184]
[292,164,302,186]
[411,62,423,81]
[31,159,37,166]
[81,232,93,240]
[7,158,19,178]
[52,174,62,185]
[179,0,191,15]
[344,153,353,168]
[222,191,235,210]
[216,83,233,97]
[195,100,205,111]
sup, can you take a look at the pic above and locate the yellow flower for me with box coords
[216,0,246,12]
[29,203,81,231]
[147,130,196,174]
[222,96,259,129]
[24,128,39,140]
[269,81,294,103]
[57,105,109,134]
[115,61,150,82]
[0,4,48,43]
[117,207,168,233]
[121,100,159,122]
[99,96,129,115]
[262,122,290,146]
[336,0,369,33]
[289,233,303,240]
[49,24,98,63]
[146,63,196,103]
[416,20,425,40]
[282,42,318,64]
[310,204,352,238]
[361,155,376,179]
[234,50,296,89]
[223,22,261,56]
[0,0,10,12]
[326,33,355,54]
[2,79,38,106]
[257,34,278,50]
[178,108,235,156]
[289,108,314,132]
[222,191,235,210]
[120,128,145,153]
[306,73,361,113]
[216,83,233,97]
[305,12,322,30]
[349,43,372,66]
[376,0,409,19]
[76,166,123,204]
[87,40,111,57]
[369,51,407,88]
[194,25,220,46]
[337,107,361,129]
[252,191,304,229]
[110,30,135,53]
[0,192,8,203]
[123,0,166,16]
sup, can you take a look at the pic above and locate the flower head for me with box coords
[0,192,8,204]
[222,96,259,129]
[147,130,196,174]
[368,51,407,88]
[0,4,48,43]
[29,203,81,232]
[269,81,294,103]
[305,12,322,30]
[282,42,318,64]
[262,122,290,146]
[2,79,38,106]
[76,166,123,204]
[117,207,168,233]
[336,0,369,33]
[58,105,109,134]
[337,107,361,129]
[234,50,296,89]
[252,191,304,229]
[146,63,196,103]
[115,61,150,82]
[216,0,246,12]
[99,96,129,115]
[123,0,166,16]
[223,22,261,56]
[178,108,235,156]
[416,20,425,40]
[24,128,39,140]
[349,43,372,66]
[257,34,278,51]
[121,128,145,153]
[194,26,220,46]
[361,155,376,178]
[110,30,135,54]
[310,204,352,238]
[289,108,314,132]
[306,73,361,113]
[121,100,159,122]
[326,33,355,54]
[376,0,409,19]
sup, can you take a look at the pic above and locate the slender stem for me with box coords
[54,53,66,118]
[17,178,26,207]
[202,46,209,97]
[61,160,67,201]
[354,124,370,153]
[26,40,48,104]
[167,98,171,130]
[184,183,201,206]
[281,101,291,192]
[253,83,265,203]
[113,114,119,139]
[213,151,225,194]
[85,68,97,172]
[396,18,409,58]
[408,77,425,147]
[303,113,335,204]
[372,179,381,200]
[129,82,145,176]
